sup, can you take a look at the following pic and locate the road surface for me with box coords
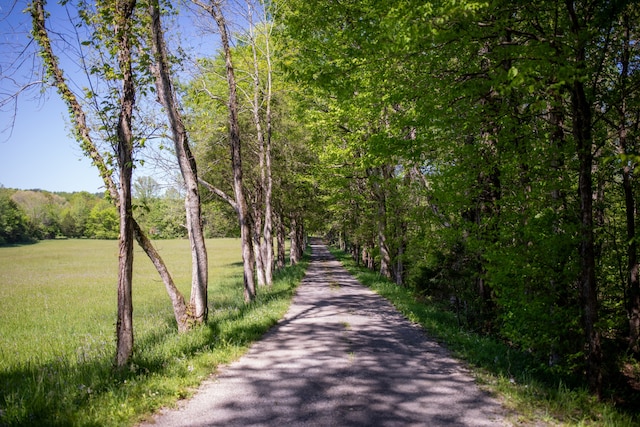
[140,240,507,426]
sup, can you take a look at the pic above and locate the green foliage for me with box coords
[282,0,640,403]
[0,188,31,244]
[136,196,188,239]
[202,199,239,238]
[10,190,68,239]
[133,179,189,239]
[183,33,321,233]
[0,239,308,426]
[58,191,97,238]
[0,185,238,241]
[86,199,119,239]
[75,0,156,150]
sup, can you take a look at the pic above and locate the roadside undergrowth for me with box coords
[329,246,637,427]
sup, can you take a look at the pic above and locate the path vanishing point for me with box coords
[140,239,508,426]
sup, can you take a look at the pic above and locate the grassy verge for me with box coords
[328,247,637,427]
[0,239,307,426]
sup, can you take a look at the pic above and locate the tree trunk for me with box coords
[546,90,572,365]
[367,245,375,270]
[114,0,137,368]
[617,12,640,354]
[376,178,391,279]
[377,196,391,279]
[622,153,640,354]
[338,232,346,251]
[395,222,406,286]
[573,80,602,396]
[262,8,274,287]
[297,216,306,259]
[289,213,305,265]
[276,212,286,269]
[210,1,256,302]
[566,0,602,396]
[149,0,208,323]
[115,152,135,368]
[361,245,367,268]
[30,0,192,340]
[261,217,273,284]
[261,125,274,285]
[369,167,392,279]
[253,211,267,287]
[289,215,300,265]
[248,6,274,287]
[351,243,356,264]
[378,223,391,278]
[132,222,191,330]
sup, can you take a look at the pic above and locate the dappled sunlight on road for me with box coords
[141,240,507,426]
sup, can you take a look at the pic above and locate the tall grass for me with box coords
[0,239,307,426]
[329,247,638,427]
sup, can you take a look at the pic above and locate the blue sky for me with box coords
[0,91,106,193]
[0,2,106,193]
[0,1,229,194]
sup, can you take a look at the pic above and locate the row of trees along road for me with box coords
[24,0,312,367]
[12,0,639,401]
[280,0,640,400]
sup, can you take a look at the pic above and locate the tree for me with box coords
[31,0,139,364]
[59,191,96,238]
[282,0,425,280]
[0,188,30,244]
[133,176,161,202]
[86,199,119,239]
[601,2,640,357]
[193,0,256,302]
[134,180,189,239]
[185,2,318,279]
[30,0,196,366]
[148,0,208,323]
[11,190,66,239]
[243,2,275,286]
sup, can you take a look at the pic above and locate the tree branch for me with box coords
[199,177,238,212]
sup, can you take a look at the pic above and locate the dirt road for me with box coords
[140,240,507,426]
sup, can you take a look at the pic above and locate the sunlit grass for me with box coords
[0,239,307,426]
[329,246,638,427]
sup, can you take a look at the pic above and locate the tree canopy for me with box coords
[9,0,640,401]
[280,0,640,399]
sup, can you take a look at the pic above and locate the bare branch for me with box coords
[199,176,238,212]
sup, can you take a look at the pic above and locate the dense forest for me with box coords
[4,0,638,402]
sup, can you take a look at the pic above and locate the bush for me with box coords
[86,201,119,239]
[0,189,31,244]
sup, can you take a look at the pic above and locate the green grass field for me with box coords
[0,239,306,426]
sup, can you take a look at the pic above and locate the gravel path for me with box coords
[140,240,508,426]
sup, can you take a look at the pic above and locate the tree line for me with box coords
[0,180,237,244]
[0,187,116,242]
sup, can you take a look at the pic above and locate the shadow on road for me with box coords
[143,240,506,427]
